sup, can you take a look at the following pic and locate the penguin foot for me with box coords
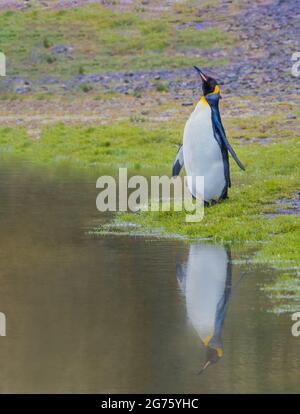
[204,196,229,207]
[191,196,223,207]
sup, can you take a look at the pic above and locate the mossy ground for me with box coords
[0,4,233,76]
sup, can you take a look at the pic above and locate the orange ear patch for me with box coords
[213,85,220,94]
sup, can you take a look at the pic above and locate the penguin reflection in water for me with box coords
[173,67,245,204]
[177,245,242,373]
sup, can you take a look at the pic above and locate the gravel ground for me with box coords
[0,0,299,99]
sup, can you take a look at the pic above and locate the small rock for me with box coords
[182,102,193,106]
[50,45,73,55]
[15,86,31,94]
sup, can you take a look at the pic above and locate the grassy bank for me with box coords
[0,4,232,76]
[0,117,299,270]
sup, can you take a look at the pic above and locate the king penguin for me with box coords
[172,66,245,204]
[176,244,233,373]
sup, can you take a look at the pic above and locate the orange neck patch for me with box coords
[200,96,209,106]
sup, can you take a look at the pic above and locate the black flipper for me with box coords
[172,144,184,177]
[210,104,245,171]
[219,128,245,171]
[215,116,245,171]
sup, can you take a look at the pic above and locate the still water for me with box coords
[0,159,299,393]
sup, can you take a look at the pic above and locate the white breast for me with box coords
[183,101,226,202]
[184,245,228,341]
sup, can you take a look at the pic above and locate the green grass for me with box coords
[0,121,178,167]
[0,4,234,76]
[227,113,299,141]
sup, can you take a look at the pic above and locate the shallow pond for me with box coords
[0,160,299,393]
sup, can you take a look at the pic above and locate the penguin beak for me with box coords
[193,66,208,82]
[198,360,211,375]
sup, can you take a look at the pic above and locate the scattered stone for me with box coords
[15,84,31,94]
[50,44,73,55]
[269,193,300,216]
[1,0,300,101]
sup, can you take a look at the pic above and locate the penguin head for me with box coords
[193,66,219,96]
[198,346,223,375]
